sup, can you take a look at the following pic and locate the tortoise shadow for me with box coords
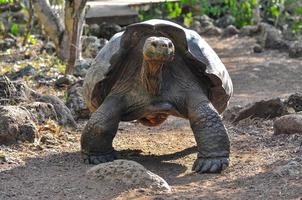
[115,146,198,183]
[0,146,199,199]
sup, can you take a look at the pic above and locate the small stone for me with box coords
[55,75,77,88]
[215,15,236,28]
[81,36,107,58]
[74,59,93,77]
[253,44,263,53]
[274,114,302,135]
[274,158,302,177]
[0,106,37,145]
[23,102,58,124]
[87,159,171,192]
[89,24,101,37]
[40,133,57,145]
[222,25,239,38]
[0,152,7,163]
[240,25,260,37]
[99,23,122,39]
[6,65,36,80]
[286,93,302,112]
[66,80,90,120]
[0,38,16,51]
[203,25,222,37]
[223,105,243,121]
[288,40,302,58]
[37,95,77,128]
[257,23,290,50]
[42,42,56,55]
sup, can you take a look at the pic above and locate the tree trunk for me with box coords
[64,0,87,75]
[32,0,87,74]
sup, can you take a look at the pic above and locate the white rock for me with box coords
[86,159,171,192]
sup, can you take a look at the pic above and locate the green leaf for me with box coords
[295,6,302,15]
[10,23,19,36]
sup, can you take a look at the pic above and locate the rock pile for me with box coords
[0,77,76,145]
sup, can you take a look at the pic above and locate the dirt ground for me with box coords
[1,35,302,200]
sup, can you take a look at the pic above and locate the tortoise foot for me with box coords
[82,151,116,164]
[192,157,229,173]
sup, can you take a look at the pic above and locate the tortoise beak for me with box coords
[143,36,175,62]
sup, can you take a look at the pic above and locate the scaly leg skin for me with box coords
[81,96,124,164]
[187,93,230,173]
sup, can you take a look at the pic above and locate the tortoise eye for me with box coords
[168,42,173,48]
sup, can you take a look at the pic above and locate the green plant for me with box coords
[138,0,194,27]
[224,0,257,27]
[200,0,228,18]
[0,0,14,4]
[10,23,19,36]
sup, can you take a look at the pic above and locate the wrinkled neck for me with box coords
[140,60,164,96]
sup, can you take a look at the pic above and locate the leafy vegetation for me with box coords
[138,0,302,34]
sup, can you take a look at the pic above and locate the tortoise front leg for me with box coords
[81,96,124,164]
[186,92,230,173]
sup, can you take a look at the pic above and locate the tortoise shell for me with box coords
[83,19,233,114]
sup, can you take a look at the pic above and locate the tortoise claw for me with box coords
[192,157,229,173]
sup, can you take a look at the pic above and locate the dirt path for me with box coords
[1,36,302,200]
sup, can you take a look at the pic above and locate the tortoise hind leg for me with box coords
[81,96,124,164]
[186,91,230,173]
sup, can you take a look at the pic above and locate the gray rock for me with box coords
[282,26,298,41]
[223,105,243,121]
[87,159,171,192]
[99,23,122,39]
[0,152,7,164]
[240,25,260,37]
[81,36,107,58]
[0,106,37,145]
[0,38,16,51]
[203,25,222,37]
[222,25,239,38]
[288,40,302,58]
[286,93,302,112]
[0,78,76,127]
[22,102,58,124]
[74,59,93,77]
[192,15,214,33]
[88,24,101,37]
[274,114,302,135]
[6,65,36,80]
[191,20,202,34]
[257,23,290,50]
[215,15,236,28]
[193,15,214,26]
[0,79,29,105]
[232,98,286,123]
[274,158,302,177]
[55,75,78,88]
[36,95,77,128]
[40,133,58,145]
[253,44,264,53]
[66,80,90,120]
[42,42,56,55]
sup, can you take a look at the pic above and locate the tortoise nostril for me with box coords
[162,44,168,48]
[151,42,157,47]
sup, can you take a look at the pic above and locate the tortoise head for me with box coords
[143,37,175,64]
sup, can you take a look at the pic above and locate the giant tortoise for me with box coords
[81,19,233,173]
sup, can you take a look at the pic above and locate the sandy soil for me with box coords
[0,35,302,200]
